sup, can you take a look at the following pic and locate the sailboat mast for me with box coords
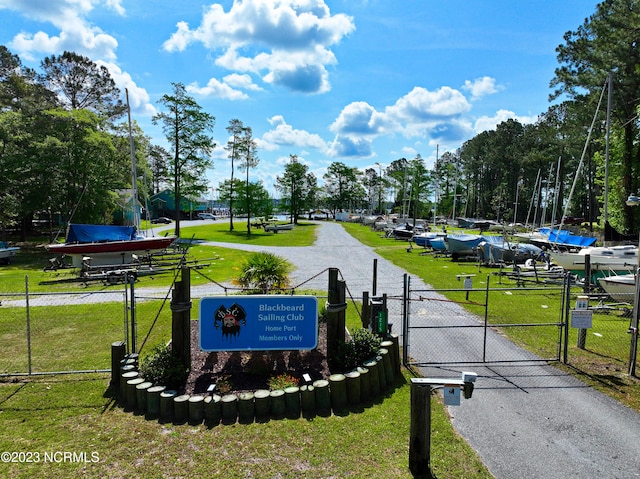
[604,71,613,227]
[126,89,140,230]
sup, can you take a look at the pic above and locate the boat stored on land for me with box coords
[46,224,176,268]
[550,244,638,275]
[477,237,543,265]
[598,273,636,304]
[0,241,19,265]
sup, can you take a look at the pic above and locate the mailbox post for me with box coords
[409,373,477,477]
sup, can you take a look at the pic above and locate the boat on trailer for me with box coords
[46,224,176,268]
[598,273,637,304]
[550,244,638,276]
[0,241,19,265]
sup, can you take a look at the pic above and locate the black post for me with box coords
[409,381,432,478]
[129,274,137,353]
[171,266,192,370]
[373,258,378,297]
[327,268,345,371]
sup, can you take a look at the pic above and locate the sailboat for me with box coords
[46,223,176,268]
[46,90,176,268]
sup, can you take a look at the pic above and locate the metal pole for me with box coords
[124,279,130,354]
[372,258,377,297]
[129,274,137,354]
[25,275,32,375]
[629,266,640,376]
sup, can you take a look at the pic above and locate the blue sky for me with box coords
[0,0,599,197]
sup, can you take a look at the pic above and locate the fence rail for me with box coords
[400,275,638,377]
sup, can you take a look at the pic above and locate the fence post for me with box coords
[25,275,32,375]
[402,273,409,367]
[129,274,137,354]
[171,266,192,370]
[577,255,590,349]
[409,380,431,477]
[326,268,346,371]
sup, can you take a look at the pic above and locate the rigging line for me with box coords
[137,266,182,354]
[556,77,608,244]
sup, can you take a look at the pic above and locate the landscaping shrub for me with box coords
[139,343,189,390]
[236,251,292,293]
[337,328,382,371]
[268,372,299,390]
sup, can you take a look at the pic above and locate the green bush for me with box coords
[139,343,189,390]
[337,328,382,371]
[236,251,292,293]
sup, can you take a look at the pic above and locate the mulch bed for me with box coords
[184,320,330,395]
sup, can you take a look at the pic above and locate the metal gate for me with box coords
[402,274,567,367]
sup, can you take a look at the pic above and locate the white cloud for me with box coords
[163,0,355,94]
[3,0,121,61]
[223,73,263,91]
[97,60,156,116]
[262,115,328,151]
[474,109,539,133]
[462,76,501,101]
[327,85,475,158]
[0,0,157,117]
[186,78,250,100]
[330,101,387,136]
[387,86,471,123]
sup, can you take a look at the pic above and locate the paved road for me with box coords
[200,221,640,479]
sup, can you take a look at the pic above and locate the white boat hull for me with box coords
[551,245,638,273]
[598,274,637,304]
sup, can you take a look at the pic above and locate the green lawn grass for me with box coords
[340,221,640,412]
[3,219,636,478]
[0,219,494,478]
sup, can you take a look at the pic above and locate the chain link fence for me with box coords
[400,274,638,376]
[0,281,174,376]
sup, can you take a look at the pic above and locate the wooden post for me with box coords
[253,390,271,420]
[160,390,177,420]
[313,379,331,415]
[270,390,286,419]
[577,256,590,349]
[409,381,432,478]
[203,394,222,424]
[300,385,316,414]
[363,359,380,397]
[171,266,192,370]
[329,373,347,412]
[285,386,301,418]
[146,385,165,418]
[188,395,205,424]
[327,268,346,371]
[345,370,361,406]
[221,394,239,424]
[173,394,190,422]
[238,392,255,424]
[135,381,152,414]
[362,291,370,329]
[110,341,126,393]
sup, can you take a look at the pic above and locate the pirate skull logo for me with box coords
[214,303,247,340]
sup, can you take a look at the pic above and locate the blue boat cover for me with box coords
[539,227,597,247]
[66,224,137,243]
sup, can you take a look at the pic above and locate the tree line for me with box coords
[2,1,640,240]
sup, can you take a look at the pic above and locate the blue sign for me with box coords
[199,295,318,352]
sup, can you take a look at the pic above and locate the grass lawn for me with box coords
[4,218,637,477]
[0,220,492,479]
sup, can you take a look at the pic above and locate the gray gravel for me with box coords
[201,221,640,479]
